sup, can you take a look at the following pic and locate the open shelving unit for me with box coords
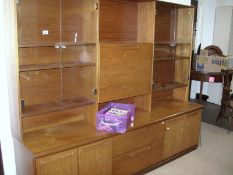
[153,1,194,101]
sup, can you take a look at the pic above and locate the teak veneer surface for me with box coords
[23,98,202,158]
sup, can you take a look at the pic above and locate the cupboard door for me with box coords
[183,111,201,149]
[99,43,153,103]
[78,139,112,175]
[163,116,185,159]
[36,149,78,175]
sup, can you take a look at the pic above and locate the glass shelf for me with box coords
[154,56,190,61]
[19,61,96,72]
[21,97,95,117]
[153,82,187,92]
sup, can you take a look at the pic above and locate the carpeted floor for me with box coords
[146,122,233,175]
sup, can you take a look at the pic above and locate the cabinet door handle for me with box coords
[161,122,165,125]
[166,127,170,130]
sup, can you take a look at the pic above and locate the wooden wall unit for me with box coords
[16,0,202,175]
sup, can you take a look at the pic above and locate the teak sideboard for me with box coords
[16,0,203,174]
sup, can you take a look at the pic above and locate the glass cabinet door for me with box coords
[60,0,97,109]
[17,0,62,117]
[17,0,60,46]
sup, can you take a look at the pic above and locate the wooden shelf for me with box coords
[21,102,62,117]
[62,62,95,68]
[21,97,95,117]
[18,42,96,48]
[154,41,190,46]
[19,62,96,72]
[153,82,187,92]
[154,56,189,61]
[62,97,95,109]
[154,41,175,46]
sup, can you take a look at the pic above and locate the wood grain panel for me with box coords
[163,116,185,159]
[152,90,173,100]
[137,1,155,42]
[61,0,83,43]
[99,0,138,42]
[19,47,60,66]
[20,69,61,106]
[36,149,78,175]
[17,0,60,46]
[134,93,152,111]
[154,2,174,43]
[98,43,153,103]
[78,139,112,175]
[113,140,163,175]
[176,8,194,44]
[62,66,95,102]
[173,86,189,101]
[112,122,165,157]
[61,45,96,64]
[153,60,174,85]
[82,0,98,43]
[183,111,201,149]
[61,0,97,43]
[174,59,189,84]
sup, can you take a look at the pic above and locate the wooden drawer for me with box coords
[98,43,153,103]
[113,140,164,175]
[112,122,165,157]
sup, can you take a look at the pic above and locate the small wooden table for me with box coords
[190,70,223,101]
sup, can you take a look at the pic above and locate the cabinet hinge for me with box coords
[95,2,99,10]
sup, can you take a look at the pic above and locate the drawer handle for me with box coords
[166,127,170,130]
[161,122,165,125]
[129,146,151,157]
[117,45,139,50]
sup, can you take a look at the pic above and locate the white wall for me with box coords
[0,0,20,174]
[158,0,191,6]
[196,0,233,50]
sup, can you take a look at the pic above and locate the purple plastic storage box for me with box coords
[96,103,135,133]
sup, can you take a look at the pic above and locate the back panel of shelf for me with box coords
[99,0,155,43]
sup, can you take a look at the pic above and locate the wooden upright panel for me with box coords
[176,8,194,43]
[98,43,153,103]
[137,1,155,43]
[78,139,112,175]
[17,0,60,46]
[183,111,201,149]
[36,149,78,175]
